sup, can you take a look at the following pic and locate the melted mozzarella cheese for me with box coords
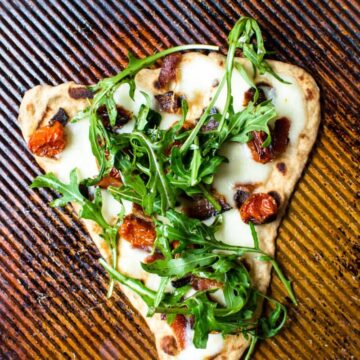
[178,329,224,360]
[257,74,306,144]
[215,208,255,248]
[45,119,98,182]
[213,143,272,207]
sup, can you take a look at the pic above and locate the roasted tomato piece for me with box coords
[28,121,66,157]
[155,91,181,113]
[191,277,222,291]
[119,214,156,249]
[156,53,182,89]
[171,315,187,350]
[240,193,278,224]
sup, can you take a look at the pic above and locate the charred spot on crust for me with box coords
[183,191,231,220]
[234,190,250,208]
[276,162,287,175]
[155,91,182,113]
[155,54,182,89]
[68,86,94,99]
[48,108,69,126]
[306,88,314,100]
[268,191,281,207]
[97,105,132,132]
[160,335,179,356]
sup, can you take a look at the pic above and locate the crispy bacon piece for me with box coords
[248,131,272,164]
[97,105,132,132]
[155,91,181,113]
[243,87,267,106]
[68,86,94,99]
[48,108,68,126]
[160,335,179,355]
[191,277,222,291]
[156,54,182,89]
[97,168,122,189]
[234,190,250,208]
[171,315,187,350]
[143,252,164,264]
[240,193,278,224]
[248,118,290,164]
[119,214,156,249]
[28,121,66,158]
[271,118,290,157]
[183,192,231,220]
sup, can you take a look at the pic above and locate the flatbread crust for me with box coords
[18,53,320,360]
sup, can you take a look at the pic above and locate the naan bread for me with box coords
[18,52,320,359]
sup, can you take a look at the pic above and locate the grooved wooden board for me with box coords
[0,1,359,359]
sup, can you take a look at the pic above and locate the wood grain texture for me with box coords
[0,0,359,359]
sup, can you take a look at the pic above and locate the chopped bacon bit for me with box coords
[48,108,68,126]
[97,175,122,189]
[171,315,187,350]
[234,190,250,208]
[243,87,267,106]
[143,252,164,264]
[97,168,122,189]
[248,131,272,164]
[183,191,231,220]
[156,54,182,89]
[119,214,156,249]
[271,118,290,157]
[190,277,222,291]
[155,91,181,113]
[28,121,66,158]
[97,105,132,132]
[160,335,179,355]
[171,276,192,288]
[240,193,278,224]
[248,118,290,164]
[68,86,94,99]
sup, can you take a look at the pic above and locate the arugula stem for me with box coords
[244,335,258,360]
[100,258,156,301]
[268,259,297,305]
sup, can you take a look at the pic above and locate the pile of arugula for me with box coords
[31,16,296,359]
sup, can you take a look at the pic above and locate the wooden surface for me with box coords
[0,1,359,359]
